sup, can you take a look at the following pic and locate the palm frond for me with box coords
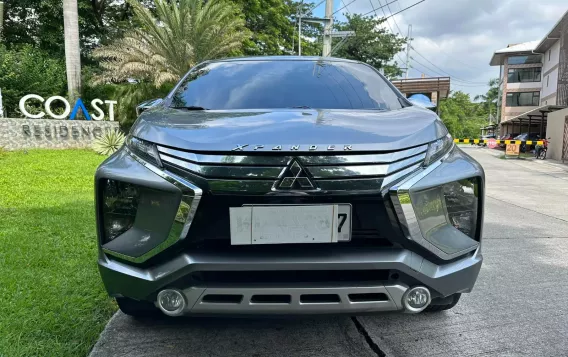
[93,0,247,87]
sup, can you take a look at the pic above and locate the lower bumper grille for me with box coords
[176,285,407,315]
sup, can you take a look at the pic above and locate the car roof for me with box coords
[211,56,362,64]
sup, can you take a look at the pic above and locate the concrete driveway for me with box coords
[90,147,568,357]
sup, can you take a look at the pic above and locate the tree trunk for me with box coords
[63,0,82,102]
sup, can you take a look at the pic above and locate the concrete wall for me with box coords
[0,118,120,150]
[558,14,568,106]
[541,40,560,104]
[545,107,568,161]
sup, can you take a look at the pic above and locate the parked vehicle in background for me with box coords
[535,138,550,159]
[514,133,542,152]
[95,56,485,318]
[478,134,496,147]
[498,133,520,148]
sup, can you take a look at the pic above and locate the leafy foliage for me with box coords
[232,0,321,56]
[93,130,126,155]
[92,0,249,87]
[332,14,407,78]
[0,45,67,117]
[474,78,499,118]
[439,91,490,138]
[2,0,143,57]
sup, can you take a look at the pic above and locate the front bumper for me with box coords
[99,246,482,315]
[96,144,485,315]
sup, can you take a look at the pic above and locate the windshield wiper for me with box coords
[172,106,209,110]
[288,106,312,109]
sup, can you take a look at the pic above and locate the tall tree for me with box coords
[63,0,82,101]
[440,91,489,138]
[474,78,499,120]
[231,0,321,56]
[93,0,249,86]
[332,14,406,78]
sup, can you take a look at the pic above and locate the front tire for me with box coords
[116,297,160,318]
[424,293,461,312]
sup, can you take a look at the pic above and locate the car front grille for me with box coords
[156,144,426,193]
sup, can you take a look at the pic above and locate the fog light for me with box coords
[402,286,431,313]
[157,289,186,316]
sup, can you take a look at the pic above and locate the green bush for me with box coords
[0,45,67,117]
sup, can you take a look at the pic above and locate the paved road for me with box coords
[90,147,568,357]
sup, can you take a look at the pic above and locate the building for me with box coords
[391,76,450,114]
[490,10,568,161]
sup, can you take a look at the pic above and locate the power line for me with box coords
[378,0,404,35]
[334,0,356,15]
[338,0,352,15]
[411,46,487,84]
[359,0,400,17]
[361,0,425,18]
[410,58,488,87]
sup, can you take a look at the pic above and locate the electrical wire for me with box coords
[334,0,357,15]
[410,58,488,87]
[339,0,352,15]
[360,0,424,18]
[411,47,487,84]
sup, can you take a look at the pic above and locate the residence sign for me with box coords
[0,95,120,150]
[19,94,118,121]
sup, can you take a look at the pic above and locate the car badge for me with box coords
[274,159,317,190]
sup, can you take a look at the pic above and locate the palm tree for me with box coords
[93,0,248,87]
[63,0,82,101]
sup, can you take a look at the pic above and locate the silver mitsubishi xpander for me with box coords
[95,56,484,317]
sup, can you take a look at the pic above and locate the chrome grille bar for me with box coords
[157,144,426,191]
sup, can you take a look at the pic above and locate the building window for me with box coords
[505,92,540,107]
[548,50,551,61]
[547,75,549,87]
[507,67,542,83]
[507,55,542,65]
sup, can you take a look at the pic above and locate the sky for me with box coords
[309,0,568,99]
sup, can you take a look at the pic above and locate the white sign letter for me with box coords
[19,94,46,119]
[91,99,105,121]
[104,100,118,121]
[44,96,71,119]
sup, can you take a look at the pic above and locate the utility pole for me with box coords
[298,17,302,56]
[0,2,4,39]
[405,24,412,79]
[322,0,334,57]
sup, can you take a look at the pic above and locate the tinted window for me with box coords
[507,55,541,65]
[169,60,403,110]
[505,92,540,106]
[507,67,541,83]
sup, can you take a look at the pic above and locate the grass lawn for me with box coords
[0,150,116,357]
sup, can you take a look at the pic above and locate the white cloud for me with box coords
[309,0,568,98]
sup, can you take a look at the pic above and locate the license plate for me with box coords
[229,204,352,245]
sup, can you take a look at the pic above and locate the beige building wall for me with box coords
[545,107,568,161]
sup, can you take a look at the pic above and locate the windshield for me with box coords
[168,60,403,111]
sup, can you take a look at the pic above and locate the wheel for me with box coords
[540,149,547,160]
[116,297,160,318]
[424,293,461,312]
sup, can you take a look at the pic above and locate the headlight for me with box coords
[424,134,453,166]
[101,179,140,243]
[126,136,162,167]
[411,178,479,241]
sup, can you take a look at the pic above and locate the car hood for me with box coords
[130,107,447,152]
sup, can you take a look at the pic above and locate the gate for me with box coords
[563,117,568,163]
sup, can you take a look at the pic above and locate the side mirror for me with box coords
[136,98,164,116]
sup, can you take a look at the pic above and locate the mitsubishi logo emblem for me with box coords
[274,159,317,190]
